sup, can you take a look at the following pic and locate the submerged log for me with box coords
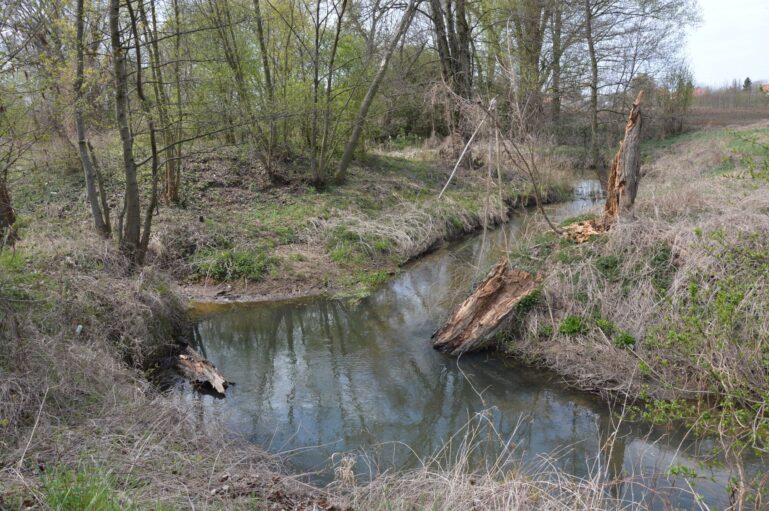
[176,345,229,395]
[432,259,542,355]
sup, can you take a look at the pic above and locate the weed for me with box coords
[558,315,589,335]
[595,255,620,279]
[614,331,636,349]
[191,248,274,281]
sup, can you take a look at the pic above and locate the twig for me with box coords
[17,386,49,471]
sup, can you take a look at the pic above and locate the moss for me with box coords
[516,288,542,314]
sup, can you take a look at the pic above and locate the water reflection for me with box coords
[184,181,762,508]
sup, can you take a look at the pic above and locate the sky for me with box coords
[685,0,769,87]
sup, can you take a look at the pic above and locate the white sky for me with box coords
[686,0,769,86]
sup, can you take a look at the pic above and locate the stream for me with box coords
[181,180,763,509]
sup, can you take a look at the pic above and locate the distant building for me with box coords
[693,87,707,97]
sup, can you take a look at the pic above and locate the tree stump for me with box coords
[432,258,542,355]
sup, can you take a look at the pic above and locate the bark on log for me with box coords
[603,91,643,223]
[176,345,229,395]
[432,258,542,355]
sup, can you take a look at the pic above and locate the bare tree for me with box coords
[74,0,110,237]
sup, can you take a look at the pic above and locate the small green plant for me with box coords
[192,248,273,281]
[595,255,620,279]
[558,315,588,335]
[595,317,615,334]
[516,288,542,314]
[614,330,636,349]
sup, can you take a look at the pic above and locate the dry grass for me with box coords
[335,411,697,511]
[0,227,340,510]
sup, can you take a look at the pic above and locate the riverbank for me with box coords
[149,149,573,301]
[0,145,580,509]
[495,122,769,499]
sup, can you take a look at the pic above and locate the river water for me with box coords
[182,181,762,508]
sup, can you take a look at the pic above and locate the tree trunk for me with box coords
[563,91,644,242]
[585,0,601,173]
[334,0,418,183]
[551,5,562,129]
[110,0,141,261]
[432,258,542,356]
[603,91,643,222]
[75,0,109,237]
[0,172,15,245]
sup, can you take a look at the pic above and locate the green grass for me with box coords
[42,465,131,511]
[191,248,275,281]
[559,213,598,227]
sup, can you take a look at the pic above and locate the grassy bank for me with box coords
[150,148,574,301]
[496,122,769,500]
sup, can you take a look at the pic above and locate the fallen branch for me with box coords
[175,345,229,395]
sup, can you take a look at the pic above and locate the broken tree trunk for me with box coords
[432,258,542,355]
[563,91,644,243]
[603,90,644,223]
[176,345,229,395]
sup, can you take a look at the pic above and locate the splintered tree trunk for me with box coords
[433,259,542,356]
[562,90,644,243]
[603,91,644,223]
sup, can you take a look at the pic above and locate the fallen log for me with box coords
[176,345,229,395]
[432,258,542,355]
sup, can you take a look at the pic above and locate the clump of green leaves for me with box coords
[516,288,542,314]
[595,255,621,279]
[558,315,589,335]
